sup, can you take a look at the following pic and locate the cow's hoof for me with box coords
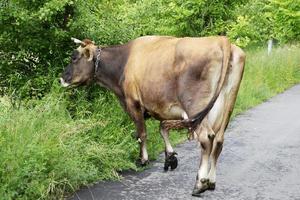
[191,190,202,197]
[136,159,149,167]
[169,153,178,170]
[192,178,209,196]
[208,182,216,190]
[164,152,178,171]
[164,162,169,171]
[192,187,206,197]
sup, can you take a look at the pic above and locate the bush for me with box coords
[1,0,299,98]
[267,0,300,43]
[0,0,76,98]
[227,0,300,47]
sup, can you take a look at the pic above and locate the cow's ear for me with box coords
[83,47,93,61]
[81,39,94,48]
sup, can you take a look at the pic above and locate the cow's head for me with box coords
[60,38,97,87]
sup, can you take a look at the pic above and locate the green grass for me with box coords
[0,86,184,200]
[0,45,300,199]
[233,44,300,116]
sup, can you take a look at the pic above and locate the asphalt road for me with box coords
[70,84,300,200]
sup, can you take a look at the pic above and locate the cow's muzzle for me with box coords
[60,78,70,87]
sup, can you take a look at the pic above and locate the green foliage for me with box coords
[233,45,300,116]
[105,0,245,37]
[0,0,75,98]
[1,0,299,97]
[227,0,300,46]
[267,0,300,43]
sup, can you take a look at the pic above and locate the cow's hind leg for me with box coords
[207,130,224,190]
[192,120,214,196]
[160,123,178,171]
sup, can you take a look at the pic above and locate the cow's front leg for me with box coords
[126,99,149,166]
[160,123,178,171]
[192,123,213,196]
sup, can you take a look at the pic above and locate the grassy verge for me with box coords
[233,44,300,116]
[0,45,299,199]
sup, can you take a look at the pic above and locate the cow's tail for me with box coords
[161,37,231,131]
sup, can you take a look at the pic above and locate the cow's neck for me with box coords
[94,43,131,98]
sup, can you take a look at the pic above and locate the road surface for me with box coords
[70,84,300,200]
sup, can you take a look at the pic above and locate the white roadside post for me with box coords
[268,39,273,55]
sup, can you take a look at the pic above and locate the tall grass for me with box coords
[0,45,299,199]
[0,86,184,200]
[0,93,135,199]
[233,44,300,116]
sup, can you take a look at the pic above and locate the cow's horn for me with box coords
[71,37,84,44]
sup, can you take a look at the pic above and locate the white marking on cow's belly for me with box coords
[182,111,189,120]
[167,105,189,120]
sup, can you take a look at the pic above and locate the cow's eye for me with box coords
[71,56,78,62]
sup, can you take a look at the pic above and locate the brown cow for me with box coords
[60,36,245,196]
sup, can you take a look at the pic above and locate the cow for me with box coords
[60,36,245,196]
